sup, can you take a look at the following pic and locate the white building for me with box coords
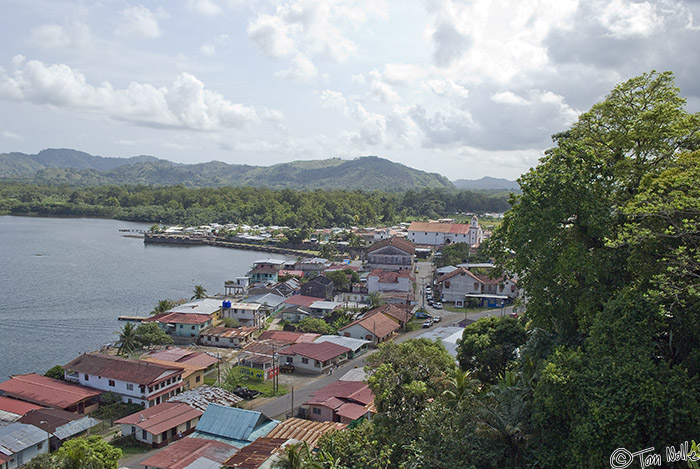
[220,302,266,329]
[0,423,48,469]
[367,270,412,294]
[408,216,483,247]
[64,353,184,408]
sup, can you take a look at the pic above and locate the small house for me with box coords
[277,342,351,374]
[115,402,202,448]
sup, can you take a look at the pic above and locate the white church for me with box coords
[407,216,483,247]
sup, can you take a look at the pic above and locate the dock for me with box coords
[118,316,148,322]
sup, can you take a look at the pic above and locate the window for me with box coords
[142,429,148,440]
[108,380,115,387]
[191,325,195,330]
[301,357,309,364]
[474,282,479,290]
[186,421,191,430]
[312,407,321,415]
[196,375,201,382]
[445,281,450,289]
[84,374,89,381]
[37,442,43,450]
[132,426,136,434]
[126,383,134,391]
[215,337,219,342]
[179,324,183,329]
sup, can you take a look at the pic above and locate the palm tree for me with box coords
[272,442,320,469]
[476,371,530,469]
[150,299,174,315]
[191,285,207,300]
[116,322,139,356]
[442,368,477,407]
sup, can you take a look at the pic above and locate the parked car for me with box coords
[509,311,519,319]
[422,319,434,328]
[233,387,261,400]
[280,363,295,373]
[433,302,443,309]
[415,310,431,319]
[433,315,442,323]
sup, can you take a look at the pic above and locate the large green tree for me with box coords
[457,316,527,384]
[489,71,700,338]
[366,338,455,458]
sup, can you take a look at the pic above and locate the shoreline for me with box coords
[144,233,320,257]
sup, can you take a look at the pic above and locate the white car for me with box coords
[433,315,442,323]
[433,302,443,309]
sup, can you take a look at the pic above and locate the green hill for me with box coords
[0,149,454,191]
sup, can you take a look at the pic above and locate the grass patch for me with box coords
[112,435,151,458]
[204,376,218,386]
[243,379,288,397]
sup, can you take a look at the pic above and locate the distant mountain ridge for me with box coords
[0,148,454,191]
[453,176,519,190]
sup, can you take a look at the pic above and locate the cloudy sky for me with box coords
[1,0,699,181]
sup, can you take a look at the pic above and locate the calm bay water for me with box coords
[0,216,291,381]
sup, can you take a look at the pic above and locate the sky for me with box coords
[1,0,700,181]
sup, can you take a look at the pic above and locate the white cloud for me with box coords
[491,91,528,105]
[2,130,22,141]
[187,0,222,16]
[600,0,663,38]
[426,79,469,99]
[0,56,279,131]
[247,1,385,80]
[319,89,348,112]
[275,54,318,81]
[28,22,92,50]
[200,34,230,56]
[350,102,387,146]
[116,5,165,39]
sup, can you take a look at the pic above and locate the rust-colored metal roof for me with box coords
[436,267,482,284]
[143,312,213,325]
[0,374,101,410]
[0,395,44,416]
[338,311,401,338]
[265,418,345,448]
[367,236,415,254]
[64,353,183,386]
[201,326,257,339]
[257,331,319,344]
[222,438,289,468]
[277,342,351,362]
[115,402,202,436]
[140,437,237,469]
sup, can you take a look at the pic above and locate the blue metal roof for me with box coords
[194,404,277,442]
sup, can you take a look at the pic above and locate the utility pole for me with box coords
[290,385,294,418]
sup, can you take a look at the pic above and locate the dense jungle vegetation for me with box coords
[0,185,510,227]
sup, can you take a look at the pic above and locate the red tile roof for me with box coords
[0,395,44,416]
[115,402,202,435]
[436,267,482,284]
[143,312,213,325]
[140,437,238,469]
[222,438,289,468]
[64,353,183,386]
[282,295,319,307]
[338,311,400,339]
[278,342,351,362]
[367,236,415,254]
[257,331,319,344]
[0,374,101,410]
[408,221,471,234]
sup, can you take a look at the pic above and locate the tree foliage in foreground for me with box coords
[310,71,700,469]
[24,436,122,469]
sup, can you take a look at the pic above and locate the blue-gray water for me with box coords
[0,216,290,381]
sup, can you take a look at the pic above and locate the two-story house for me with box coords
[247,259,287,284]
[64,353,184,408]
[220,301,266,329]
[365,237,415,272]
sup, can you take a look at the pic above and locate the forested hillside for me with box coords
[0,152,454,191]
